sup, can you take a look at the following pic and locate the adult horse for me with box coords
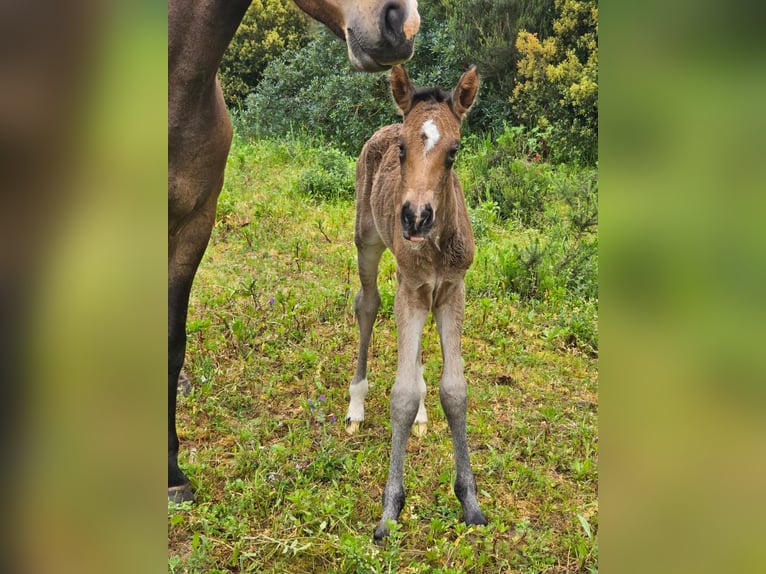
[169,0,421,502]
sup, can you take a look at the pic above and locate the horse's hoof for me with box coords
[465,509,488,526]
[373,522,389,543]
[412,422,427,437]
[168,483,194,503]
[345,419,362,435]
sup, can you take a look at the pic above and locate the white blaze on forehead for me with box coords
[421,119,440,153]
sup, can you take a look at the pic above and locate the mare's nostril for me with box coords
[381,2,405,45]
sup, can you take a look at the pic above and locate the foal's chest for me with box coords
[395,261,466,311]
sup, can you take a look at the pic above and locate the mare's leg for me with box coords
[374,289,429,540]
[434,282,487,526]
[168,186,221,502]
[346,241,385,434]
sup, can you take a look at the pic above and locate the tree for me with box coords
[513,0,598,164]
[219,0,312,108]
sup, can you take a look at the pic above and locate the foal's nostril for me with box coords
[401,201,415,230]
[421,204,433,227]
[381,2,405,45]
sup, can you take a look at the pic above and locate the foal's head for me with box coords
[390,65,479,243]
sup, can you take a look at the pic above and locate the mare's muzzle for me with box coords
[401,201,433,241]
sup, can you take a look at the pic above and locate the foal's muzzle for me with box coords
[401,201,433,242]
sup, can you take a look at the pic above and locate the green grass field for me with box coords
[168,136,598,573]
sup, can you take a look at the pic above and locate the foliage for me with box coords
[219,0,311,108]
[297,146,355,203]
[237,29,396,156]
[513,0,598,164]
[442,0,557,134]
[230,0,597,165]
[169,134,598,573]
[457,123,598,350]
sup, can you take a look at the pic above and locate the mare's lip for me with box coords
[346,29,390,72]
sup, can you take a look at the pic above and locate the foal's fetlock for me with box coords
[411,395,427,436]
[346,378,368,434]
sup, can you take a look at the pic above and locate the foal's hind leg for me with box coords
[346,241,385,434]
[412,345,428,437]
[434,284,487,527]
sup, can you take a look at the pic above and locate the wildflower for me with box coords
[330,415,337,423]
[318,395,326,402]
[268,297,275,305]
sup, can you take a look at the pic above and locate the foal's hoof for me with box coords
[168,483,194,503]
[345,417,362,435]
[411,422,427,437]
[464,509,488,526]
[373,521,390,543]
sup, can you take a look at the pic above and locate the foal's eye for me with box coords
[398,142,406,160]
[447,144,459,164]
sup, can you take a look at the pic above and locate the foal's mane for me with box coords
[408,87,454,112]
[412,87,451,104]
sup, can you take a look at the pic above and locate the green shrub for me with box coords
[461,125,555,226]
[513,0,598,164]
[220,0,312,108]
[297,146,355,202]
[237,30,395,156]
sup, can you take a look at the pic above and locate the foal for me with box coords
[345,65,487,539]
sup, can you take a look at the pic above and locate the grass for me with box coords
[168,135,598,573]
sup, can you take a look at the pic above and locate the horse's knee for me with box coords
[439,377,467,412]
[390,381,422,425]
[354,288,380,316]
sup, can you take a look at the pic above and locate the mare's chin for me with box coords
[345,29,413,72]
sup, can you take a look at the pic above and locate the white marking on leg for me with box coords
[422,119,440,154]
[412,362,428,436]
[346,378,369,434]
[413,395,428,437]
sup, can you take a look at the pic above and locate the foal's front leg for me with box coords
[435,283,487,527]
[374,290,429,541]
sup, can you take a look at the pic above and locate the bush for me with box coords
[236,30,395,156]
[513,0,598,164]
[460,125,555,226]
[496,227,596,303]
[297,147,355,202]
[220,0,311,108]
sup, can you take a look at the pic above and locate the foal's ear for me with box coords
[390,65,414,115]
[452,65,480,120]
